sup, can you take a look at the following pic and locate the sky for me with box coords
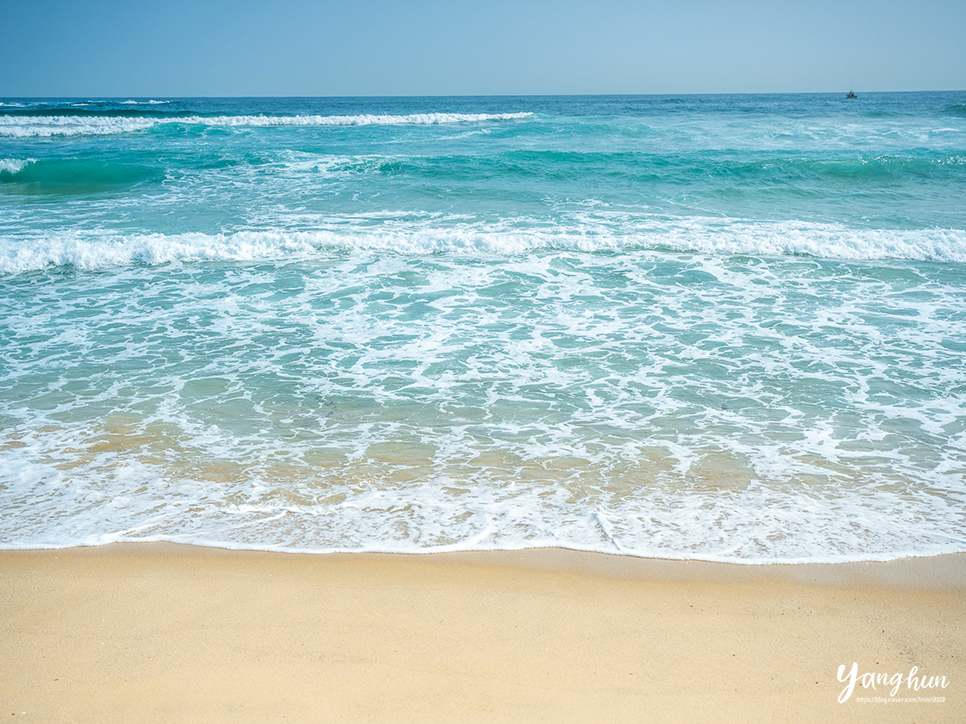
[1,0,964,97]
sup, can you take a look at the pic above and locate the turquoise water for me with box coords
[2,94,965,561]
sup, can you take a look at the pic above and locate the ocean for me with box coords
[1,93,965,562]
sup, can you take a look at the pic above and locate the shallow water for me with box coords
[2,94,965,561]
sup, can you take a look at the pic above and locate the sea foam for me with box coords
[2,221,964,275]
[0,157,37,174]
[0,112,534,137]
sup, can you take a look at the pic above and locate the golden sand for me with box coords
[1,544,963,723]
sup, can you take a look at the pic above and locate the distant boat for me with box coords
[846,90,857,99]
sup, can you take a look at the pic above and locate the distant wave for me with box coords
[3,221,964,274]
[0,156,159,189]
[0,112,534,138]
[273,149,966,185]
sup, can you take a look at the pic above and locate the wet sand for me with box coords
[1,544,963,723]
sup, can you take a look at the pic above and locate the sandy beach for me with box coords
[0,544,963,723]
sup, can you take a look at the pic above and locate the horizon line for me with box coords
[2,89,965,100]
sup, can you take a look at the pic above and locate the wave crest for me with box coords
[0,157,36,174]
[2,221,964,275]
[0,112,534,137]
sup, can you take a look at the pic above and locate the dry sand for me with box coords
[1,544,964,723]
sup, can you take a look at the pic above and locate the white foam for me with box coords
[1,443,962,563]
[2,220,964,275]
[656,218,966,262]
[0,157,35,174]
[0,112,534,137]
[2,244,964,562]
[0,116,157,137]
[195,112,533,127]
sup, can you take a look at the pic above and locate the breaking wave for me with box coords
[2,221,964,275]
[0,112,534,137]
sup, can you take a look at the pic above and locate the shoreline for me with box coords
[5,541,966,587]
[2,544,964,722]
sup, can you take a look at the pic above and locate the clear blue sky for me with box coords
[2,0,963,96]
